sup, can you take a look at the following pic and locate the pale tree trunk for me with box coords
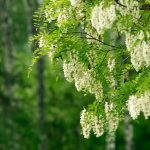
[0,0,20,149]
[106,132,116,150]
[124,111,134,150]
[25,0,48,149]
[123,73,134,150]
[105,31,134,150]
[105,33,117,150]
[0,0,13,105]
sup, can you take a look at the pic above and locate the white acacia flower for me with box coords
[80,109,92,138]
[141,91,150,119]
[127,95,141,119]
[92,116,104,137]
[116,0,140,19]
[125,31,150,71]
[105,102,119,132]
[108,58,115,72]
[91,3,116,34]
[39,36,45,48]
[70,0,81,7]
[80,109,104,138]
[63,53,103,100]
[127,91,150,119]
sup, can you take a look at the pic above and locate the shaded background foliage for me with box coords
[0,0,149,150]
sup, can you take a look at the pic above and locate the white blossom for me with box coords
[125,31,150,71]
[80,109,104,138]
[80,109,92,138]
[92,116,104,137]
[44,6,56,23]
[63,60,74,82]
[70,0,81,7]
[108,58,115,72]
[127,91,150,119]
[127,95,141,119]
[63,53,103,100]
[85,27,99,44]
[48,44,57,61]
[142,41,150,67]
[91,3,116,34]
[39,36,45,48]
[57,11,68,27]
[105,102,119,132]
[116,0,140,19]
[141,91,150,119]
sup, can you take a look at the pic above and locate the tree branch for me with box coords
[140,4,150,10]
[114,0,126,7]
[115,0,150,11]
[63,31,123,49]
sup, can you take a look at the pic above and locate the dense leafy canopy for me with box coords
[33,0,150,138]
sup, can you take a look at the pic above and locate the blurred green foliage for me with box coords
[0,0,149,150]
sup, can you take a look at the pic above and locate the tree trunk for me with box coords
[124,111,134,150]
[25,0,47,149]
[0,0,13,106]
[105,33,117,150]
[106,132,116,150]
[36,57,47,150]
[25,0,38,37]
[0,0,20,149]
[123,72,134,150]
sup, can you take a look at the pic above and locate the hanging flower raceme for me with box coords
[80,109,92,138]
[63,53,103,100]
[91,3,116,34]
[116,0,140,19]
[125,31,150,71]
[127,91,150,119]
[108,58,116,73]
[39,36,45,48]
[57,10,68,27]
[105,102,119,132]
[80,109,104,138]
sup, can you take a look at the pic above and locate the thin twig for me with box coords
[114,0,126,7]
[63,31,122,49]
[115,0,150,11]
[122,56,130,62]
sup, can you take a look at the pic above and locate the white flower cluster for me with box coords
[85,27,100,44]
[38,35,57,61]
[91,3,116,34]
[44,5,56,23]
[39,36,45,48]
[80,103,120,138]
[76,5,85,21]
[69,0,81,7]
[44,1,71,25]
[116,0,140,19]
[107,57,117,88]
[125,31,150,71]
[57,10,68,27]
[63,53,103,100]
[86,50,98,67]
[105,102,119,132]
[127,91,150,119]
[63,59,77,82]
[48,44,57,61]
[108,58,116,73]
[80,109,104,138]
[107,75,117,89]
